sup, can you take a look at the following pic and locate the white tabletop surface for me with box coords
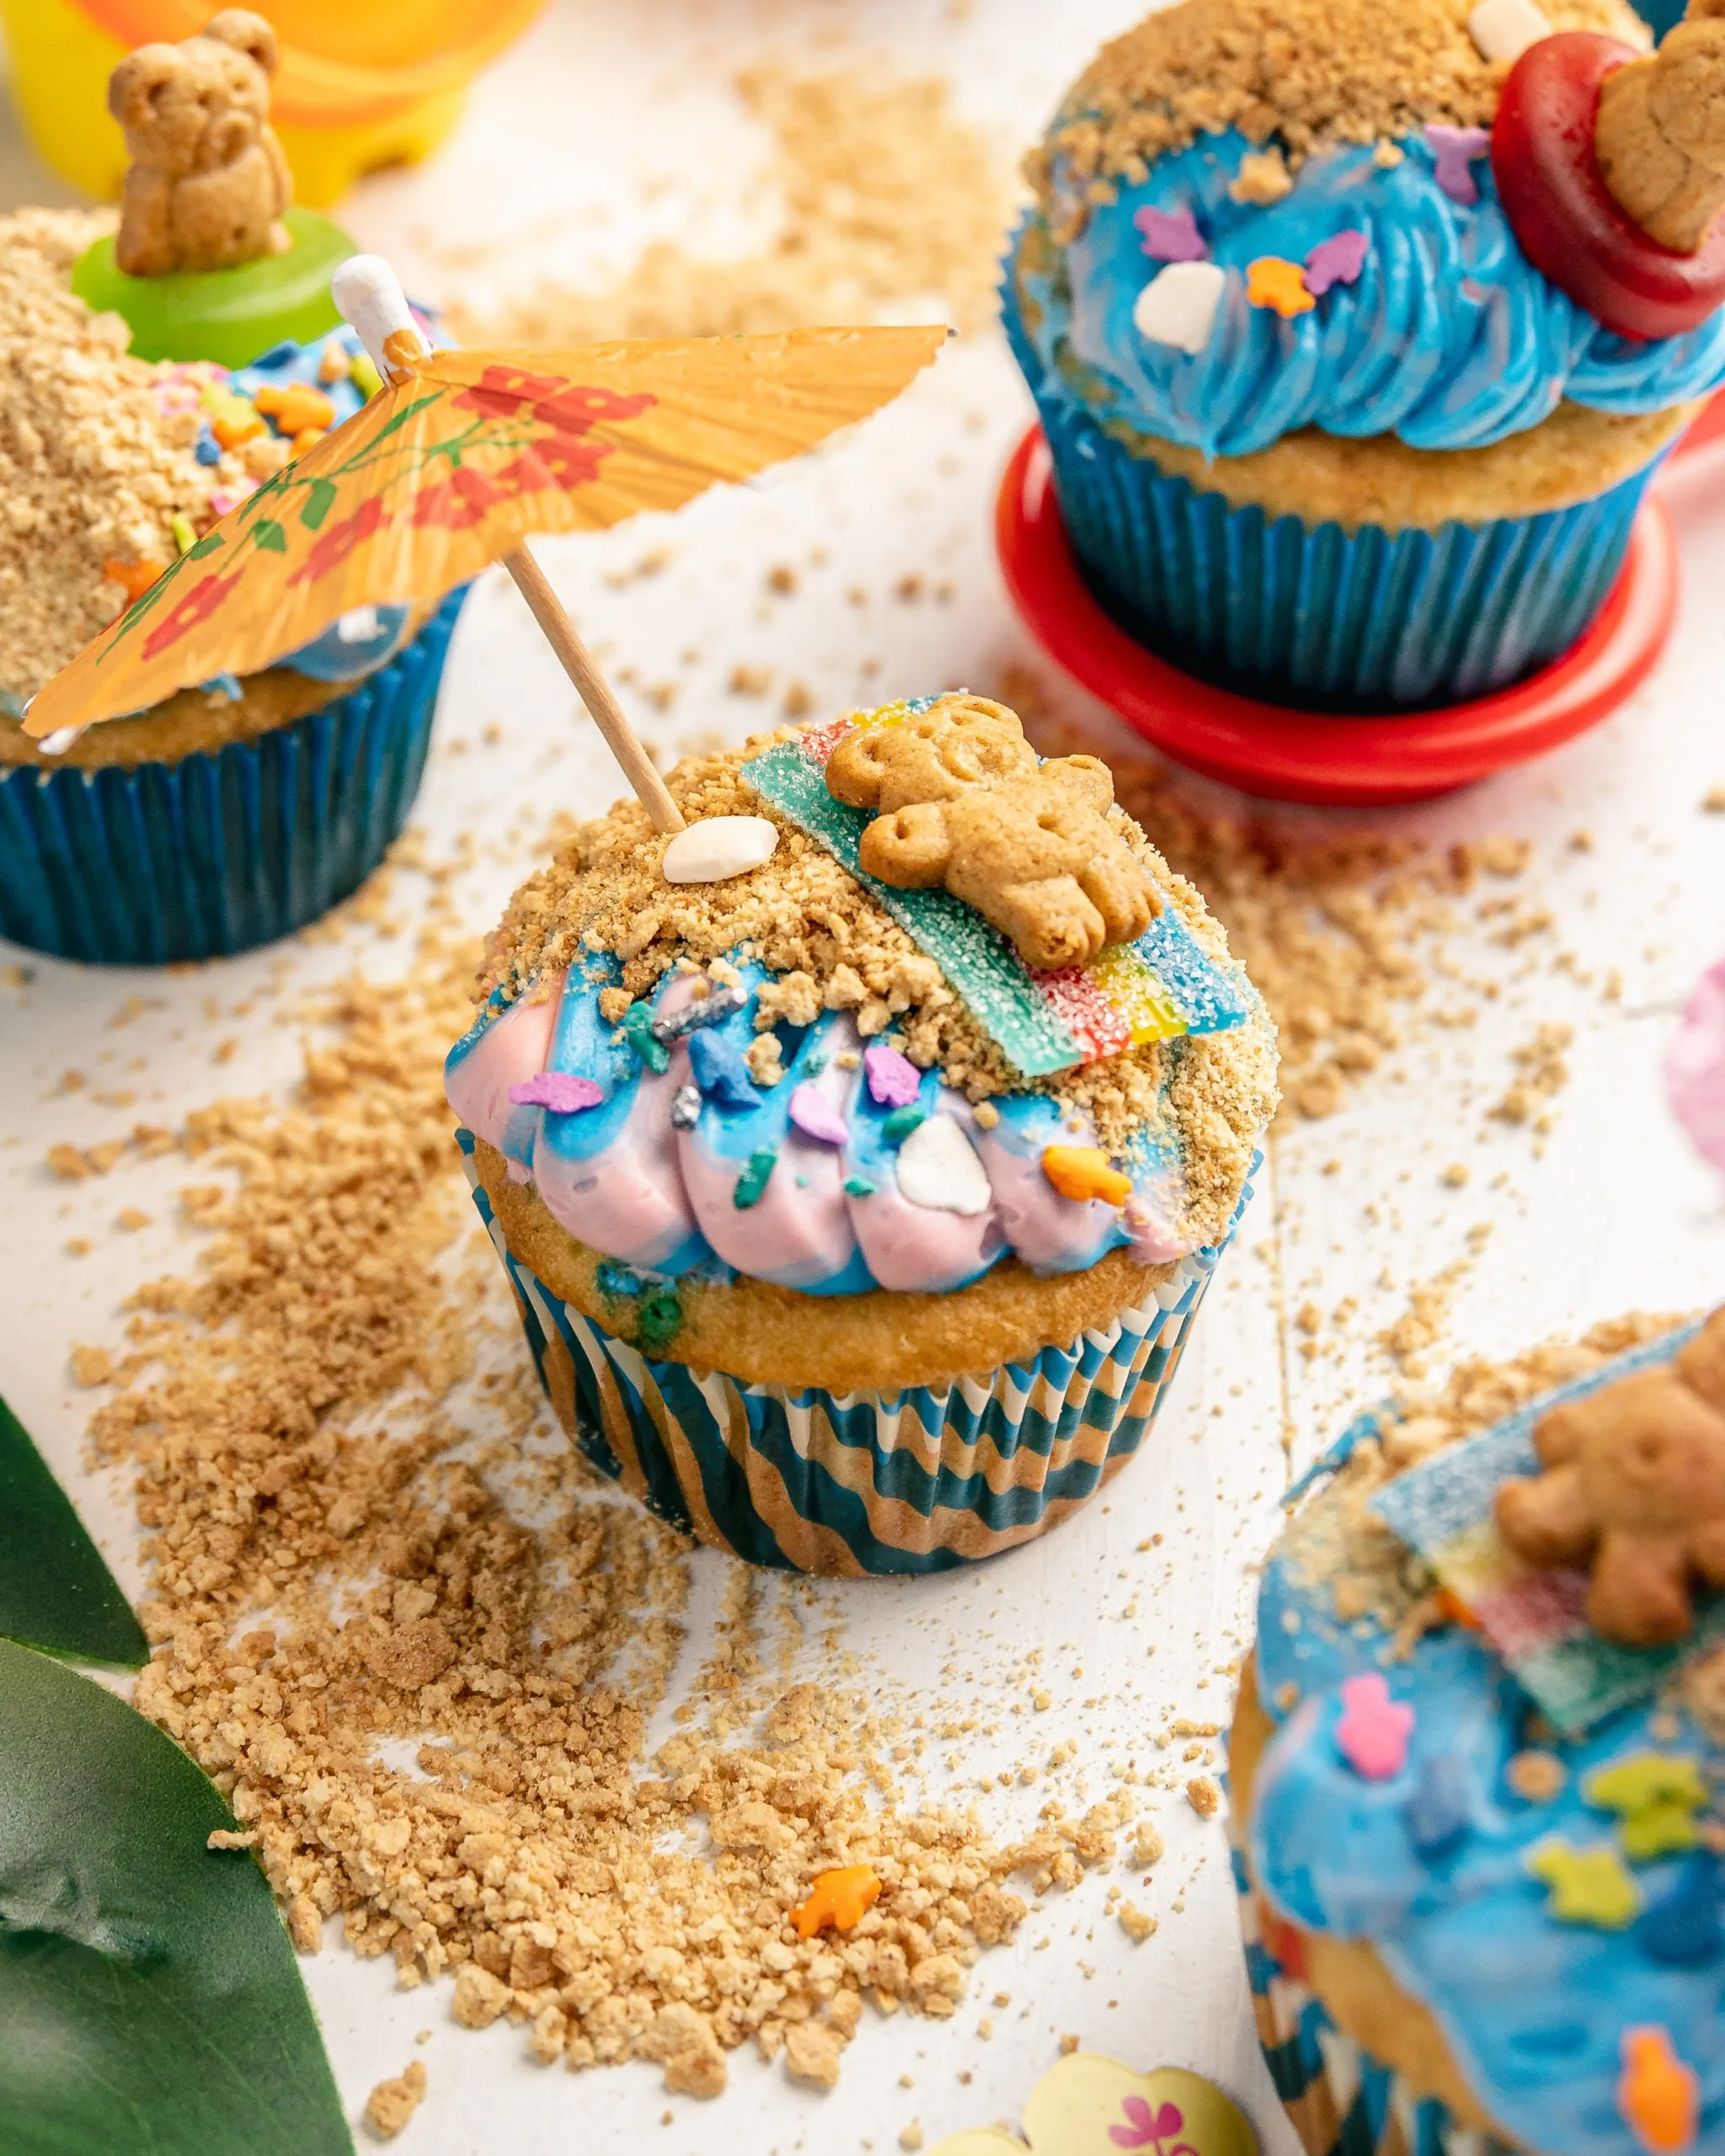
[3,5,1723,2153]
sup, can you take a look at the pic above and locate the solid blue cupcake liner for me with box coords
[462,1129,1252,1577]
[1002,282,1666,712]
[0,583,468,966]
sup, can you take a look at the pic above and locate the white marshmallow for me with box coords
[660,815,779,884]
[1131,262,1228,358]
[895,1114,992,1216]
[331,254,426,382]
[1467,0,1550,65]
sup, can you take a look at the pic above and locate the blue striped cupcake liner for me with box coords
[462,1129,1251,1577]
[1232,1825,1510,2154]
[1002,280,1666,713]
[0,584,468,965]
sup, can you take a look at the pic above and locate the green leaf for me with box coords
[251,520,288,552]
[0,1397,146,1668]
[299,478,339,531]
[0,1641,350,2156]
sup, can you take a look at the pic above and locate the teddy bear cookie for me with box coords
[825,696,1160,970]
[69,13,352,369]
[109,10,291,278]
[1495,1305,1725,1645]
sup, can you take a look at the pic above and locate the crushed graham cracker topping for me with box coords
[1028,0,1647,210]
[0,210,257,703]
[1278,1312,1687,1640]
[86,921,1132,2094]
[473,714,1277,1223]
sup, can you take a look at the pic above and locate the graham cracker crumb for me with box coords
[1031,0,1644,216]
[460,69,1012,345]
[1184,1775,1220,1818]
[1703,787,1725,814]
[70,1344,115,1387]
[363,2061,427,2142]
[782,2019,845,2091]
[1117,1899,1158,1942]
[86,912,1097,2098]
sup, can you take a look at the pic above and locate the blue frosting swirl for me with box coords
[1018,129,1725,456]
[1250,1451,1725,2154]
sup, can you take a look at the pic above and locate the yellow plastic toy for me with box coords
[0,0,547,207]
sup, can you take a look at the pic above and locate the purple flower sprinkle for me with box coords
[1303,229,1370,296]
[509,1071,603,1113]
[1134,204,1207,264]
[788,1082,847,1145]
[862,1043,921,1108]
[1424,124,1491,207]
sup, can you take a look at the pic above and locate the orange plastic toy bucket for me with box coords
[2,0,547,204]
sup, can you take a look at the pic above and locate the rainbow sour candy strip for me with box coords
[741,708,1253,1078]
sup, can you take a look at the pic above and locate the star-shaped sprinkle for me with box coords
[1585,1754,1710,1862]
[1526,1838,1642,1928]
[1247,257,1314,318]
[793,1864,881,1939]
[1134,205,1207,263]
[508,1071,603,1113]
[1334,1673,1414,1780]
[788,1082,846,1145]
[1304,229,1370,296]
[1425,124,1492,206]
[1619,2026,1699,2156]
[862,1043,921,1107]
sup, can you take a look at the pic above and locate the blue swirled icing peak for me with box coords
[1017,128,1725,457]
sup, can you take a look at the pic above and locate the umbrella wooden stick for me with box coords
[333,257,686,835]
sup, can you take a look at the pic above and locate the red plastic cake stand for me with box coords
[995,422,1687,807]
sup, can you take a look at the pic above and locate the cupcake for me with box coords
[1006,0,1725,711]
[1231,1310,1725,2153]
[0,15,464,967]
[447,693,1277,1576]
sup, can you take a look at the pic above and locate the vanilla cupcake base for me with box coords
[465,1130,1249,1575]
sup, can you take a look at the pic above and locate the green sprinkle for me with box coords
[636,1285,683,1354]
[803,1046,829,1076]
[169,512,196,557]
[350,350,382,398]
[622,1003,670,1074]
[882,1103,926,1144]
[843,1174,877,1198]
[733,1148,777,1209]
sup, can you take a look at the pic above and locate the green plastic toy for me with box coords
[71,206,352,370]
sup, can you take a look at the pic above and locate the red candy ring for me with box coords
[1492,32,1725,341]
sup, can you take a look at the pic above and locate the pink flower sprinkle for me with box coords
[1666,958,1725,1171]
[1304,230,1370,296]
[208,488,241,518]
[1134,205,1207,264]
[788,1082,847,1145]
[862,1044,921,1108]
[1335,1673,1415,1781]
[510,1072,603,1113]
[1425,124,1492,206]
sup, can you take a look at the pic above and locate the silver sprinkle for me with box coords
[651,982,745,1045]
[669,1083,702,1130]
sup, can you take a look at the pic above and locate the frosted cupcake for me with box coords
[448,694,1277,1575]
[1232,1310,1725,2153]
[1006,0,1725,710]
[0,14,462,965]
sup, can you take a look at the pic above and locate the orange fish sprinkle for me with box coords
[1247,257,1315,318]
[1041,1145,1133,1207]
[1619,2026,1698,2155]
[254,381,337,436]
[104,557,166,606]
[792,1864,882,1940]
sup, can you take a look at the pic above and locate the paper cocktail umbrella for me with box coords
[24,259,945,831]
